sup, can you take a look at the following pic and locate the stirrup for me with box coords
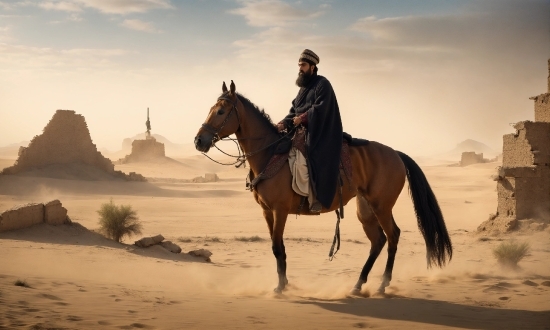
[309,201,322,213]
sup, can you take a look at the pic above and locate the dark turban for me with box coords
[299,49,319,65]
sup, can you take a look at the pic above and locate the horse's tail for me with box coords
[397,151,452,268]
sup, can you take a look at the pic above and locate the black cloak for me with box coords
[281,74,343,208]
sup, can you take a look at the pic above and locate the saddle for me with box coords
[247,129,368,191]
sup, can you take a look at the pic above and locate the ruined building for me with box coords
[479,59,550,232]
[1,110,145,181]
[2,110,114,175]
[460,152,485,166]
[118,108,166,163]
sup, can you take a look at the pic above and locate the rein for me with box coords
[200,95,295,168]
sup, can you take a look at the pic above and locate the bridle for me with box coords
[199,94,295,168]
[201,95,240,144]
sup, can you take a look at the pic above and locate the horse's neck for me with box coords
[235,107,279,175]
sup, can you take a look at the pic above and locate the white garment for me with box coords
[288,147,316,207]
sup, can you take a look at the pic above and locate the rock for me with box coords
[188,249,213,262]
[44,200,68,225]
[192,173,219,183]
[0,203,44,232]
[160,241,182,253]
[204,173,219,182]
[134,234,165,248]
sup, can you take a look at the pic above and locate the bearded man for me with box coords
[276,49,343,213]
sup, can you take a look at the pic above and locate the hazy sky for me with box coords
[1,0,549,156]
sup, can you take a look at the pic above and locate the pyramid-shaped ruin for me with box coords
[2,110,144,181]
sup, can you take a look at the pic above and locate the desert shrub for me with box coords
[97,200,142,243]
[493,240,530,267]
[177,237,193,243]
[204,236,222,243]
[235,235,264,242]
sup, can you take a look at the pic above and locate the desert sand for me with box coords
[1,154,549,329]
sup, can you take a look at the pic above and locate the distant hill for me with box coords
[0,141,30,159]
[434,139,500,161]
[450,139,495,155]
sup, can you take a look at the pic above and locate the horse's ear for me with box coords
[222,81,228,93]
[230,80,235,95]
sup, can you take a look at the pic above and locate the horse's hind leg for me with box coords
[351,196,387,295]
[377,215,400,293]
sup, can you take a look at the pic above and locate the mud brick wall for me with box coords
[498,167,550,219]
[533,93,550,123]
[502,121,550,168]
[2,110,114,175]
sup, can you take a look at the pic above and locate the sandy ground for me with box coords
[1,155,549,329]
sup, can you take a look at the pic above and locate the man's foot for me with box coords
[309,201,322,213]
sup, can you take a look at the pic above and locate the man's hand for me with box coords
[276,123,285,132]
[293,116,302,126]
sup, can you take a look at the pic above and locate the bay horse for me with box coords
[194,81,452,295]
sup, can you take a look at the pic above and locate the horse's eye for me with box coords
[217,109,225,115]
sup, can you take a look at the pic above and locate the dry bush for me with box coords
[235,235,264,242]
[493,240,530,268]
[97,200,142,243]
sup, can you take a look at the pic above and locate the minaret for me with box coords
[145,107,151,138]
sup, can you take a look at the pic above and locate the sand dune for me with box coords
[1,156,550,329]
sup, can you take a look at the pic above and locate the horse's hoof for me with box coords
[349,287,362,296]
[273,287,283,294]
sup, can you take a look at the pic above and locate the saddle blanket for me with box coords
[248,130,368,191]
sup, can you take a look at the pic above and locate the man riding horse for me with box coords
[276,49,343,213]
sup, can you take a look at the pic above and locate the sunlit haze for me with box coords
[1,0,549,156]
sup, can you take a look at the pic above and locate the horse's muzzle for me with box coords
[194,133,213,153]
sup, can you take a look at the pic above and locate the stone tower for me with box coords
[479,59,550,232]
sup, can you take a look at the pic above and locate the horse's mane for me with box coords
[219,92,279,135]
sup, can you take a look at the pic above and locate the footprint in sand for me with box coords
[98,320,112,326]
[482,282,514,293]
[118,323,154,329]
[38,293,62,301]
[522,280,539,287]
[54,302,69,306]
[499,296,510,300]
[24,308,40,312]
[541,281,550,287]
[67,315,83,321]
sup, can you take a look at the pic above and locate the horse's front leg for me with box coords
[271,209,289,293]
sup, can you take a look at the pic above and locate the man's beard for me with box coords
[295,70,313,87]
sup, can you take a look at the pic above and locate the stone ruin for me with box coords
[478,59,550,233]
[460,152,485,166]
[118,107,166,164]
[192,173,219,183]
[0,200,70,232]
[1,110,145,181]
[118,136,166,163]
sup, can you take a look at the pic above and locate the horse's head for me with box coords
[194,80,240,153]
